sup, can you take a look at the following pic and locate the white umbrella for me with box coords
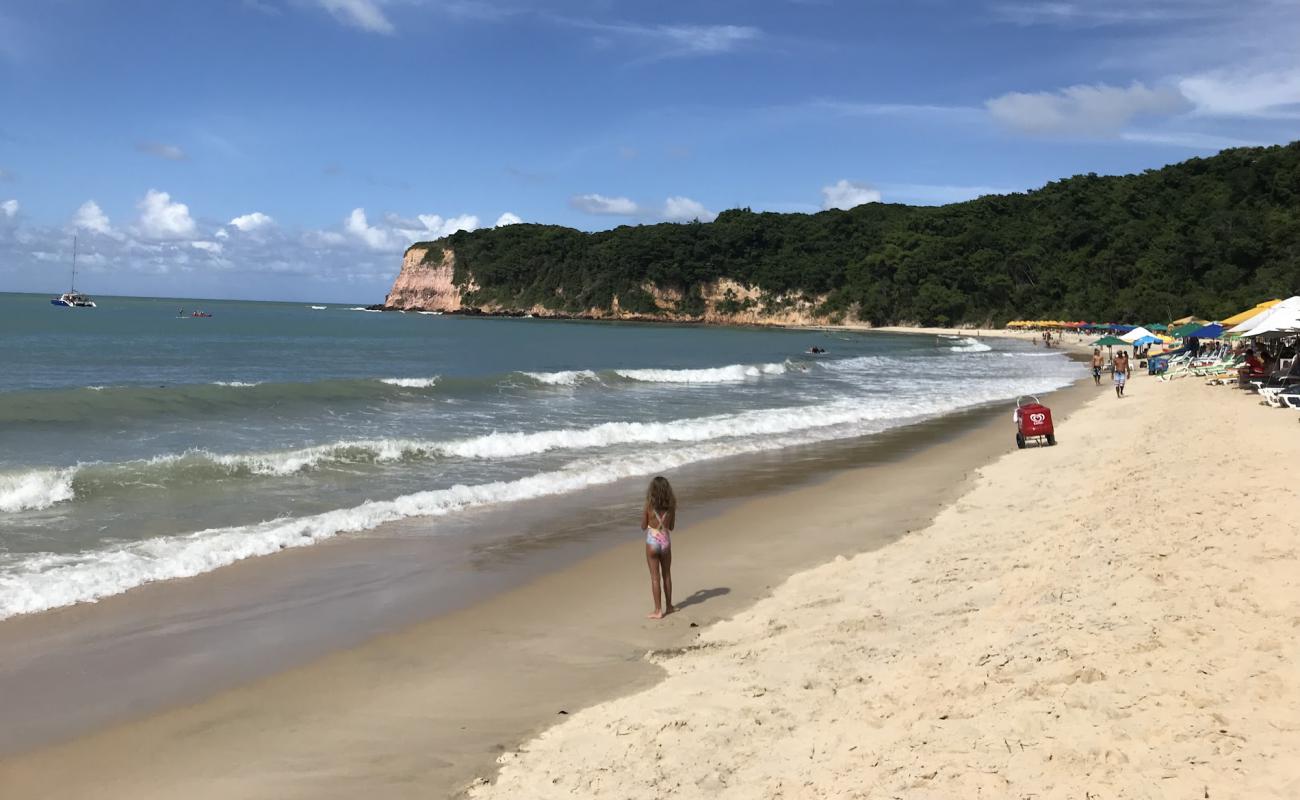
[1240,304,1300,338]
[1228,296,1300,334]
[1120,326,1154,343]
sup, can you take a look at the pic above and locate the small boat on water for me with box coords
[50,236,96,308]
[310,305,327,310]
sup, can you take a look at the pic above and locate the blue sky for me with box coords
[2,0,1298,302]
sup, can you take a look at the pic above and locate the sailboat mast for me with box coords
[71,235,78,291]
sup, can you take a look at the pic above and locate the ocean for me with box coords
[0,292,1079,619]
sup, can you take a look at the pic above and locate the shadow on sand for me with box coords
[675,587,730,611]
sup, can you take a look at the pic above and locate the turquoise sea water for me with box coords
[0,292,1079,618]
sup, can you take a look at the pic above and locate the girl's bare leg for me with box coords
[645,544,664,619]
[661,548,674,615]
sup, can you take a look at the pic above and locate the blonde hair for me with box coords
[645,476,676,514]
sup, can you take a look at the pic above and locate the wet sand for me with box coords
[0,364,1095,798]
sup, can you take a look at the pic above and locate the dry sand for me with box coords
[472,377,1300,798]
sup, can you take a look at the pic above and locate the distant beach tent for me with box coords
[1221,299,1281,328]
[1188,322,1225,339]
[1169,315,1204,327]
[1120,326,1155,343]
[1147,323,1169,331]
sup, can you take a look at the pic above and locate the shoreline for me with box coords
[472,369,1300,797]
[0,368,1096,798]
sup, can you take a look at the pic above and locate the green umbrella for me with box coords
[1147,323,1168,331]
[1170,322,1204,338]
[1092,335,1128,346]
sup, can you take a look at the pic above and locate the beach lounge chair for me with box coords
[1279,385,1300,410]
[1257,359,1300,406]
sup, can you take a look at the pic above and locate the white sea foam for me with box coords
[0,362,1079,619]
[211,381,262,387]
[379,377,440,388]
[310,305,327,310]
[614,362,787,384]
[518,369,600,386]
[948,337,993,353]
[348,307,383,313]
[0,469,77,513]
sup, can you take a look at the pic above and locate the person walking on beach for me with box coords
[1091,348,1104,385]
[1114,350,1130,398]
[642,476,676,620]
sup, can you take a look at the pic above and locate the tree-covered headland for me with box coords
[417,142,1300,326]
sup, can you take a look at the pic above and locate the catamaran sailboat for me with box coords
[51,236,96,308]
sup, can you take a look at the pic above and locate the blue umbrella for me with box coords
[1133,335,1162,346]
[1188,322,1224,339]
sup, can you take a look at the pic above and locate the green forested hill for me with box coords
[423,142,1300,325]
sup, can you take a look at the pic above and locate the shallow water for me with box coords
[0,292,1078,617]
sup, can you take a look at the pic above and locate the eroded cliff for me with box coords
[384,244,841,325]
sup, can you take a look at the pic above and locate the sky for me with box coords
[1,0,1299,303]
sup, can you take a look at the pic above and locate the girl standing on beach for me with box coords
[642,476,676,620]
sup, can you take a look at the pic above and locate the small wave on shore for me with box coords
[946,336,993,353]
[0,469,76,513]
[614,362,788,384]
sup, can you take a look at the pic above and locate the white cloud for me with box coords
[561,19,761,60]
[136,189,197,239]
[986,82,1191,136]
[214,228,230,239]
[191,241,224,254]
[1,199,16,218]
[71,200,121,238]
[495,211,522,227]
[662,196,716,222]
[570,193,641,216]
[416,213,480,238]
[345,207,403,250]
[229,211,276,232]
[319,0,393,34]
[136,141,187,161]
[1178,68,1300,117]
[821,180,882,210]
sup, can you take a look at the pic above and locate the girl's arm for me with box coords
[641,507,650,530]
[666,510,676,531]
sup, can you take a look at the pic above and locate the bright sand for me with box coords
[472,373,1300,797]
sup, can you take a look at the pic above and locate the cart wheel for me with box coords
[1046,433,1056,446]
[1016,433,1026,449]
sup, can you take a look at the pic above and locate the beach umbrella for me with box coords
[1228,296,1300,334]
[1133,335,1163,346]
[1170,315,1204,326]
[1239,298,1300,337]
[1221,299,1281,328]
[1092,335,1127,346]
[1188,322,1225,339]
[1147,323,1168,331]
[1170,321,1205,338]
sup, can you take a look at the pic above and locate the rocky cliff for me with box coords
[383,244,839,325]
[383,244,478,312]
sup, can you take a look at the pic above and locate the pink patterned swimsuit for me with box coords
[645,508,671,553]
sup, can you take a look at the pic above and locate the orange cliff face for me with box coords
[382,245,474,311]
[381,246,845,325]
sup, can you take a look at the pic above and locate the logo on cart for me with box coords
[1029,413,1046,425]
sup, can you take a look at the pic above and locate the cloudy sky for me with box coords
[2,0,1298,302]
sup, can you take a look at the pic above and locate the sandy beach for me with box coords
[472,371,1300,797]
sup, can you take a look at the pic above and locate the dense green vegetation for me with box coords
[421,142,1300,325]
